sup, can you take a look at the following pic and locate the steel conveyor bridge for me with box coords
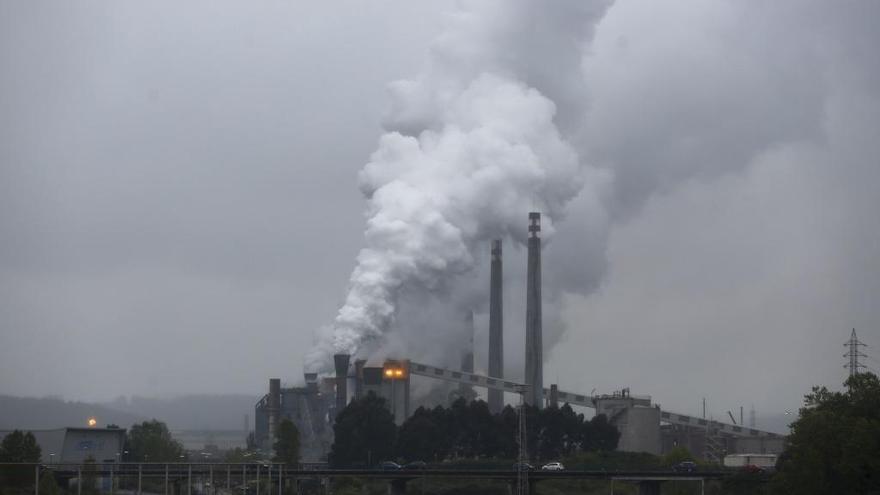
[408,361,782,439]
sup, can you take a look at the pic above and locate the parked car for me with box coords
[673,461,697,473]
[541,462,565,471]
[512,462,535,471]
[404,461,427,470]
[742,464,766,474]
[380,461,402,471]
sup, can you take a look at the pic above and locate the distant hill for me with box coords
[102,394,259,430]
[0,393,260,432]
[0,395,144,430]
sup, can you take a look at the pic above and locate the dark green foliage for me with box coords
[330,392,397,467]
[0,430,41,462]
[396,406,450,461]
[772,372,880,494]
[580,413,620,452]
[393,400,619,463]
[273,418,300,464]
[495,405,520,458]
[37,470,61,495]
[0,430,41,489]
[124,419,186,462]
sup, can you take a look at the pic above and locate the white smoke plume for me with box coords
[305,1,612,372]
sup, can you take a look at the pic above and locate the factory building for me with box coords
[660,422,786,460]
[253,374,335,460]
[0,427,126,464]
[594,389,662,455]
[255,211,786,461]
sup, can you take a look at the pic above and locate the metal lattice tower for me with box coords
[844,328,868,378]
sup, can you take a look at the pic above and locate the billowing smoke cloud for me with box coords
[305,1,612,372]
[307,0,880,376]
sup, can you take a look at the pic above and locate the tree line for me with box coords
[329,393,620,467]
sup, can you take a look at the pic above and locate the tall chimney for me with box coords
[333,354,351,418]
[488,239,504,414]
[459,311,475,398]
[525,212,543,408]
[267,378,281,446]
[304,372,318,391]
[354,359,366,400]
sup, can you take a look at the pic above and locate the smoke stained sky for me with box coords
[1,0,879,424]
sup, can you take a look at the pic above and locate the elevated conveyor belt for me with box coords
[408,362,527,393]
[407,361,782,439]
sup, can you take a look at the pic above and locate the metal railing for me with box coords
[0,462,296,495]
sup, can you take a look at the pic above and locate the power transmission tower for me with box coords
[843,328,868,378]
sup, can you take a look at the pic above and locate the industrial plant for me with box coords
[255,213,785,462]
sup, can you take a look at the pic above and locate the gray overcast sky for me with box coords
[1,0,878,425]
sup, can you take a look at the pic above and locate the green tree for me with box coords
[38,470,61,495]
[537,406,567,460]
[329,392,397,467]
[397,407,447,461]
[580,414,620,452]
[0,430,42,489]
[773,372,880,494]
[124,420,186,462]
[273,419,300,464]
[499,405,521,459]
[0,430,42,462]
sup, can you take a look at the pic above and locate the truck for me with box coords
[723,454,777,471]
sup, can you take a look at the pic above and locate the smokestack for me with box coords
[459,311,475,398]
[334,354,351,418]
[525,212,543,408]
[488,239,504,414]
[304,372,318,392]
[354,359,366,400]
[268,378,281,445]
